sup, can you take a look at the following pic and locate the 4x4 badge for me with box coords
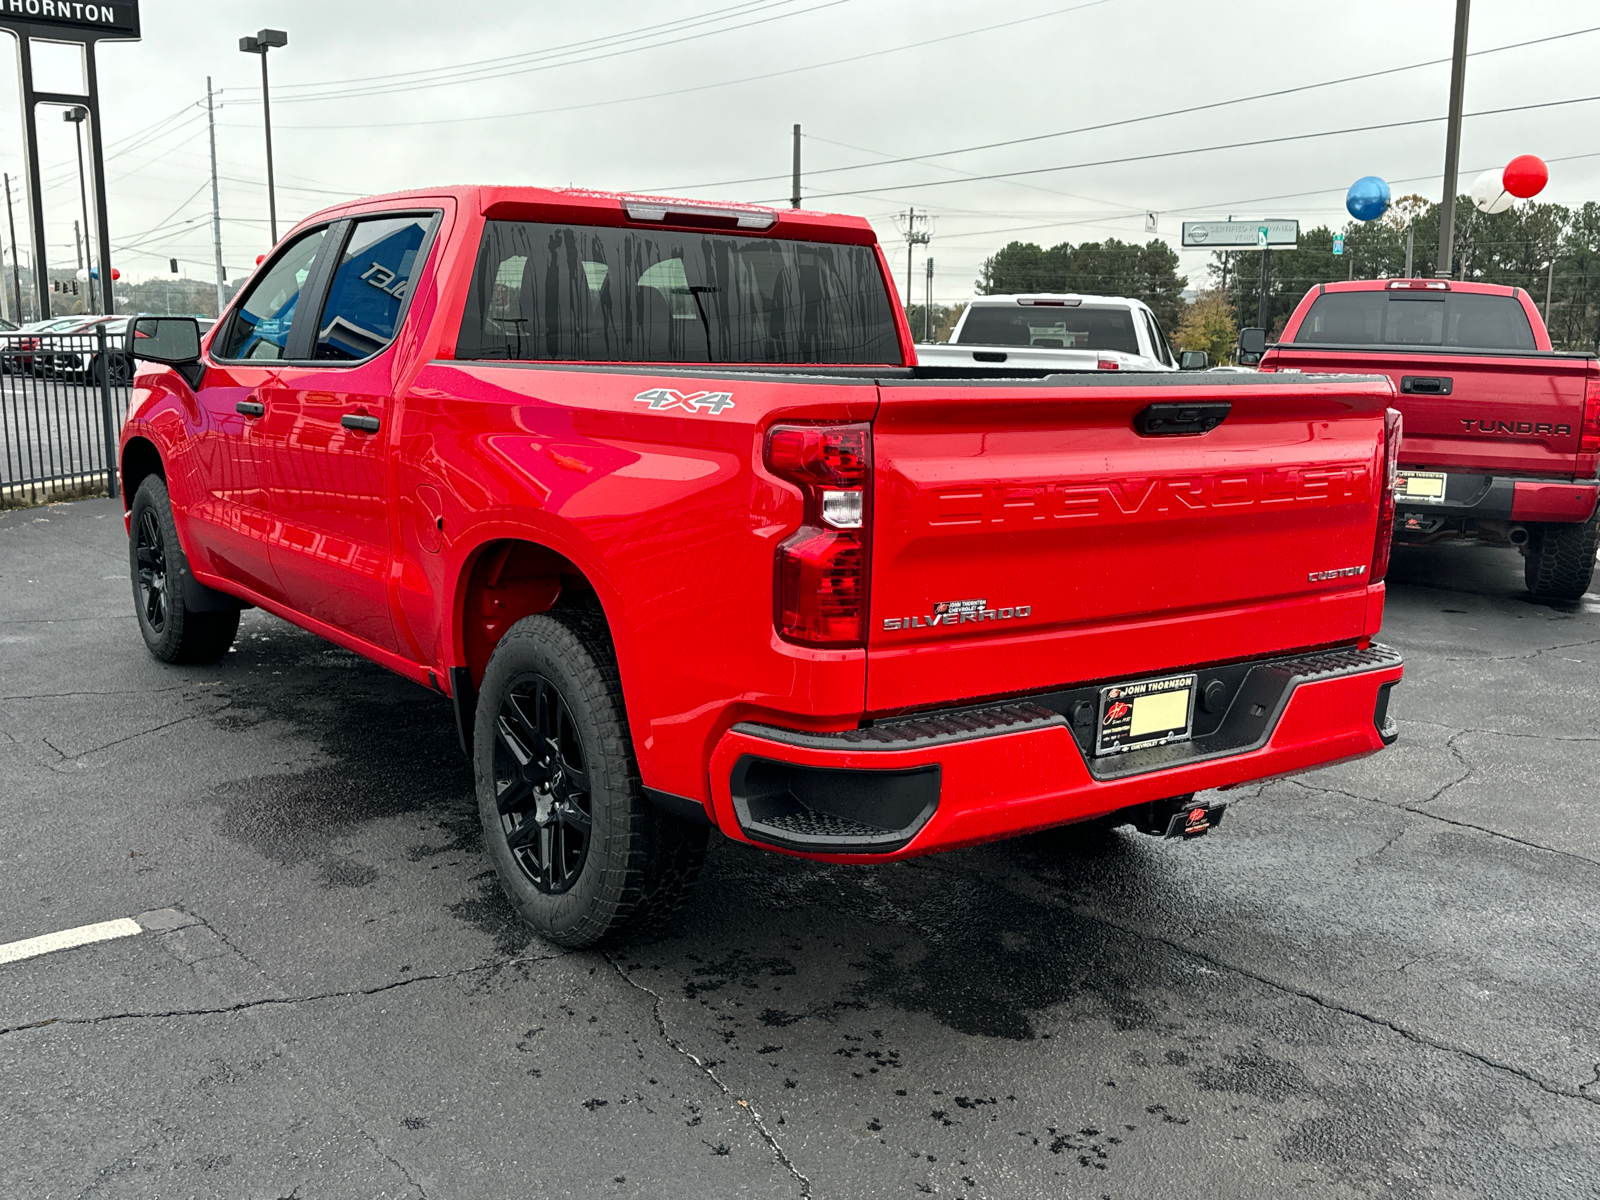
[634,387,735,415]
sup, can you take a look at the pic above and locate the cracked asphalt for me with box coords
[3,497,1598,1199]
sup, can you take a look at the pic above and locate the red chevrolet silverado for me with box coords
[1256,279,1600,599]
[119,187,1404,947]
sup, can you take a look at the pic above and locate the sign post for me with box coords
[0,2,141,319]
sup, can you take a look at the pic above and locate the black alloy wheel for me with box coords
[134,504,170,634]
[493,673,593,894]
[127,475,240,664]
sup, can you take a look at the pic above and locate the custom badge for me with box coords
[634,387,735,415]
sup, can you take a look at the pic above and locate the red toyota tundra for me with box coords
[1256,279,1600,599]
[119,187,1404,947]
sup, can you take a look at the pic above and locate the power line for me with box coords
[235,0,850,106]
[782,94,1600,203]
[251,0,1122,130]
[653,22,1600,194]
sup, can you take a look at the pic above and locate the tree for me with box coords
[903,301,966,343]
[1174,290,1237,363]
[976,238,1187,327]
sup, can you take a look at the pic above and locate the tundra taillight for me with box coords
[1579,376,1600,476]
[1371,407,1403,583]
[765,423,871,646]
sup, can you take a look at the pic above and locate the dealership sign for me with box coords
[0,0,138,36]
[1181,220,1299,249]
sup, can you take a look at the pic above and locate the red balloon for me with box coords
[110,268,120,281]
[256,253,266,265]
[1503,155,1548,199]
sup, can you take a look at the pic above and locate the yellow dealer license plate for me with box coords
[1095,673,1197,757]
[1396,471,1447,503]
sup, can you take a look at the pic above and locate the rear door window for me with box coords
[1293,290,1536,351]
[214,227,328,361]
[455,220,901,364]
[954,304,1141,354]
[313,215,436,361]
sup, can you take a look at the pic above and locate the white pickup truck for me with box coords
[916,293,1208,372]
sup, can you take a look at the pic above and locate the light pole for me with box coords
[239,28,288,245]
[63,106,96,313]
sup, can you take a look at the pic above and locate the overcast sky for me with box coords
[1,0,1595,302]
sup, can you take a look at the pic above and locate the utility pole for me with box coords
[899,207,931,311]
[4,174,22,322]
[64,106,95,312]
[1257,244,1271,332]
[206,76,226,317]
[791,124,801,209]
[1404,225,1415,278]
[73,218,83,272]
[240,29,288,244]
[1436,0,1470,277]
[924,256,934,342]
[1546,258,1556,320]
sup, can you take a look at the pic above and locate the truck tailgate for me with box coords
[1265,347,1593,477]
[866,375,1391,712]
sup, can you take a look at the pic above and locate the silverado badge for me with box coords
[883,598,1033,631]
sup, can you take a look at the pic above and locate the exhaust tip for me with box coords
[1508,524,1530,546]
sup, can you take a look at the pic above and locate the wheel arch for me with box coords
[120,435,165,512]
[453,536,614,691]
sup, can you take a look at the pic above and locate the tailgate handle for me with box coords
[1134,402,1231,436]
[1400,375,1452,395]
[972,351,1007,363]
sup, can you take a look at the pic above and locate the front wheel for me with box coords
[1524,510,1600,600]
[128,477,240,663]
[474,610,707,949]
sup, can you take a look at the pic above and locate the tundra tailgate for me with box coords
[866,375,1391,712]
[1266,347,1594,477]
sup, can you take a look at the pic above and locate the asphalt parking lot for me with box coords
[3,497,1598,1199]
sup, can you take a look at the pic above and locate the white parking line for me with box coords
[0,917,143,965]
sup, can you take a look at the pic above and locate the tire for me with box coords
[1523,509,1600,600]
[128,477,240,663]
[474,609,707,949]
[90,352,130,387]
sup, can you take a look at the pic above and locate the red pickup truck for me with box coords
[119,186,1404,947]
[1256,280,1600,599]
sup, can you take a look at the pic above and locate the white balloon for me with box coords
[1471,168,1514,214]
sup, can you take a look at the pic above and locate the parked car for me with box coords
[1255,279,1600,599]
[1,316,92,374]
[915,293,1208,372]
[120,185,1405,947]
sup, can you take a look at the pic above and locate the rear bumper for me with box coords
[1396,471,1597,536]
[705,643,1403,861]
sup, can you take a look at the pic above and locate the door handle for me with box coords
[341,413,381,433]
[236,399,264,417]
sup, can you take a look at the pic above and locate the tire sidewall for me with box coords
[128,477,187,660]
[473,615,639,946]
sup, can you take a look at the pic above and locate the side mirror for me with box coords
[1177,349,1210,371]
[1236,327,1267,364]
[126,316,201,365]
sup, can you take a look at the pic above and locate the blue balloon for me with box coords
[1346,176,1391,222]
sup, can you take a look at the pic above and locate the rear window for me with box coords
[1293,290,1536,351]
[955,304,1140,354]
[455,221,901,364]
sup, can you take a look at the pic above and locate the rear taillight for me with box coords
[1096,358,1120,371]
[765,423,871,646]
[1579,376,1600,476]
[1371,407,1403,583]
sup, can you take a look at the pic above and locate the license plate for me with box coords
[1396,471,1447,503]
[1095,673,1197,757]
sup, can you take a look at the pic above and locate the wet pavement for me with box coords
[2,497,1597,1199]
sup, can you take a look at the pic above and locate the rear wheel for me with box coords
[474,610,707,948]
[90,352,131,387]
[1524,510,1600,600]
[128,477,240,663]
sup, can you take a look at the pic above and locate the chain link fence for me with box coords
[0,326,130,507]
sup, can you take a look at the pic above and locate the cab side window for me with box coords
[312,215,434,361]
[214,227,327,360]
